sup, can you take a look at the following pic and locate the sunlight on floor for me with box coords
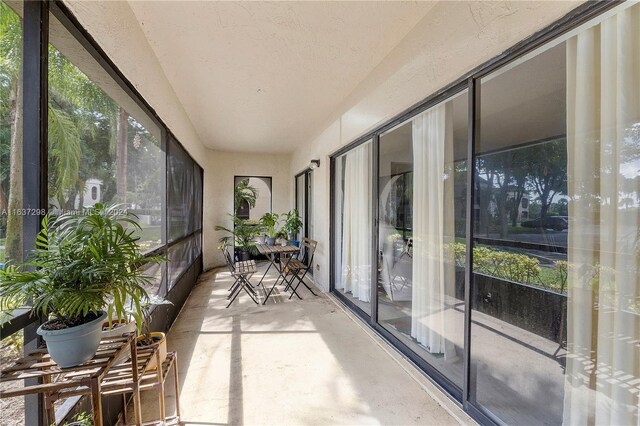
[128,263,463,425]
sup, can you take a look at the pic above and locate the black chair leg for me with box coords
[228,277,240,292]
[227,280,258,308]
[288,270,316,299]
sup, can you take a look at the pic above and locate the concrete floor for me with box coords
[133,263,473,426]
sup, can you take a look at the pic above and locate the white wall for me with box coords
[290,0,584,292]
[204,151,292,270]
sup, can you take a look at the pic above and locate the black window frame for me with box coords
[0,1,204,424]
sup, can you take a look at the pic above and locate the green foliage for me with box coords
[59,411,92,426]
[282,209,303,238]
[449,242,569,293]
[48,103,81,196]
[234,179,258,212]
[215,214,259,254]
[260,212,280,238]
[0,204,166,330]
[473,246,541,283]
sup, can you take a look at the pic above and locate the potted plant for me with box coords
[216,214,259,261]
[260,212,280,246]
[0,204,165,368]
[248,220,266,244]
[283,209,304,246]
[276,229,288,246]
[234,178,258,216]
[136,295,172,369]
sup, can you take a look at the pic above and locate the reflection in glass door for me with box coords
[471,4,640,424]
[376,92,469,389]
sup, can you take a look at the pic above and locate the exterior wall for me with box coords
[204,151,292,270]
[290,0,585,292]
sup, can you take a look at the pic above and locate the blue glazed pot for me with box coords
[290,240,300,247]
[265,237,276,246]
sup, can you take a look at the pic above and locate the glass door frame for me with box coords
[295,168,313,268]
[327,2,619,424]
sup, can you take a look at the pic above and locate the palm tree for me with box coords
[1,3,107,262]
[234,178,258,214]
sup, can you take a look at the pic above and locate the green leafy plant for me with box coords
[234,179,258,211]
[448,242,571,293]
[58,411,92,426]
[215,214,259,254]
[283,209,303,239]
[260,212,280,239]
[0,204,166,331]
[276,229,288,241]
[138,294,172,345]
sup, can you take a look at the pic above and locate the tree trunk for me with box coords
[6,74,23,263]
[116,107,128,203]
[77,180,85,210]
[497,187,509,238]
[0,181,7,214]
[510,190,524,227]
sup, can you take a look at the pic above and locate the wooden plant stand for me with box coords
[0,333,139,426]
[102,349,181,425]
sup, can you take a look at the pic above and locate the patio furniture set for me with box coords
[222,238,318,308]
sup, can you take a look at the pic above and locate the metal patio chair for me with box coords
[283,238,318,300]
[221,245,258,308]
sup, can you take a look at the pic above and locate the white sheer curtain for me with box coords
[411,102,456,358]
[564,4,640,425]
[339,143,372,302]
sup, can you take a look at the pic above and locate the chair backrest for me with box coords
[220,245,235,273]
[300,238,318,266]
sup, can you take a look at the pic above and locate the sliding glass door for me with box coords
[333,140,373,316]
[330,3,639,425]
[471,4,640,424]
[296,169,313,268]
[377,92,469,389]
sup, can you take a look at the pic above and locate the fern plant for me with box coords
[0,204,166,331]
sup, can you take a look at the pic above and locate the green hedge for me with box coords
[449,242,567,293]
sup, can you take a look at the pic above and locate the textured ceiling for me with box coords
[126,1,436,153]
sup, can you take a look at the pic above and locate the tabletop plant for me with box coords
[283,209,303,242]
[0,204,166,367]
[260,212,280,246]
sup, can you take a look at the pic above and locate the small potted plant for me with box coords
[136,295,172,369]
[216,214,259,260]
[283,209,304,246]
[0,204,165,368]
[276,230,288,246]
[260,212,280,246]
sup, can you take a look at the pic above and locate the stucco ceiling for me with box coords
[126,1,436,153]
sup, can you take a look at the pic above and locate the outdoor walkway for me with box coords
[132,263,470,425]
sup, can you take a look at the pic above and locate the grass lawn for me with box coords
[536,265,566,293]
[134,225,162,252]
